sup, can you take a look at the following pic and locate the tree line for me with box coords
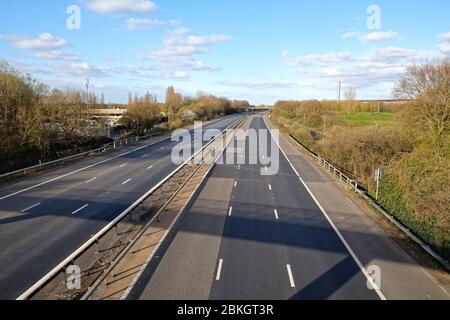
[0,60,250,172]
[121,86,250,135]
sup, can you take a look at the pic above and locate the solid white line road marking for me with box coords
[72,204,89,215]
[0,118,234,203]
[286,264,296,288]
[21,203,41,213]
[274,209,279,220]
[147,165,154,170]
[216,259,224,281]
[0,135,172,201]
[264,116,386,300]
[86,177,97,183]
[119,163,128,168]
[234,181,237,188]
[122,179,132,185]
[228,207,233,216]
[268,184,272,191]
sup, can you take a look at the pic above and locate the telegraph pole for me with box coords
[337,81,342,102]
[374,168,382,200]
[85,78,90,123]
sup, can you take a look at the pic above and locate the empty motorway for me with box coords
[0,114,242,300]
[129,115,449,300]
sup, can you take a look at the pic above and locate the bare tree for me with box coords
[393,58,450,99]
[47,89,89,144]
[394,58,450,152]
[413,83,450,148]
[165,86,183,125]
[344,88,357,116]
[122,98,160,136]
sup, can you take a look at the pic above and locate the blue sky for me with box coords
[0,0,449,104]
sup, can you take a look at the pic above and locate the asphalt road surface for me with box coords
[133,115,381,300]
[0,114,242,300]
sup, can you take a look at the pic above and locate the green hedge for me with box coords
[379,172,450,262]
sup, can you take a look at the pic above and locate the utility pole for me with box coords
[337,81,342,102]
[85,78,90,123]
[374,168,382,200]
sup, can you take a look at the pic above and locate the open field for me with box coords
[339,112,397,127]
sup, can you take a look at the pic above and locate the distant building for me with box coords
[89,108,127,126]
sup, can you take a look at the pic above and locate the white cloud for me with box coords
[185,35,232,46]
[85,0,155,15]
[282,46,436,91]
[361,46,433,62]
[163,27,232,46]
[4,59,110,79]
[125,18,180,30]
[152,46,206,58]
[148,27,232,80]
[218,80,311,90]
[283,51,353,66]
[437,32,450,55]
[438,32,450,42]
[342,30,400,43]
[0,33,81,62]
[10,33,68,50]
[438,42,450,55]
[341,31,361,40]
[53,62,110,78]
[125,18,164,30]
[33,50,80,61]
[360,31,400,43]
[171,71,189,80]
